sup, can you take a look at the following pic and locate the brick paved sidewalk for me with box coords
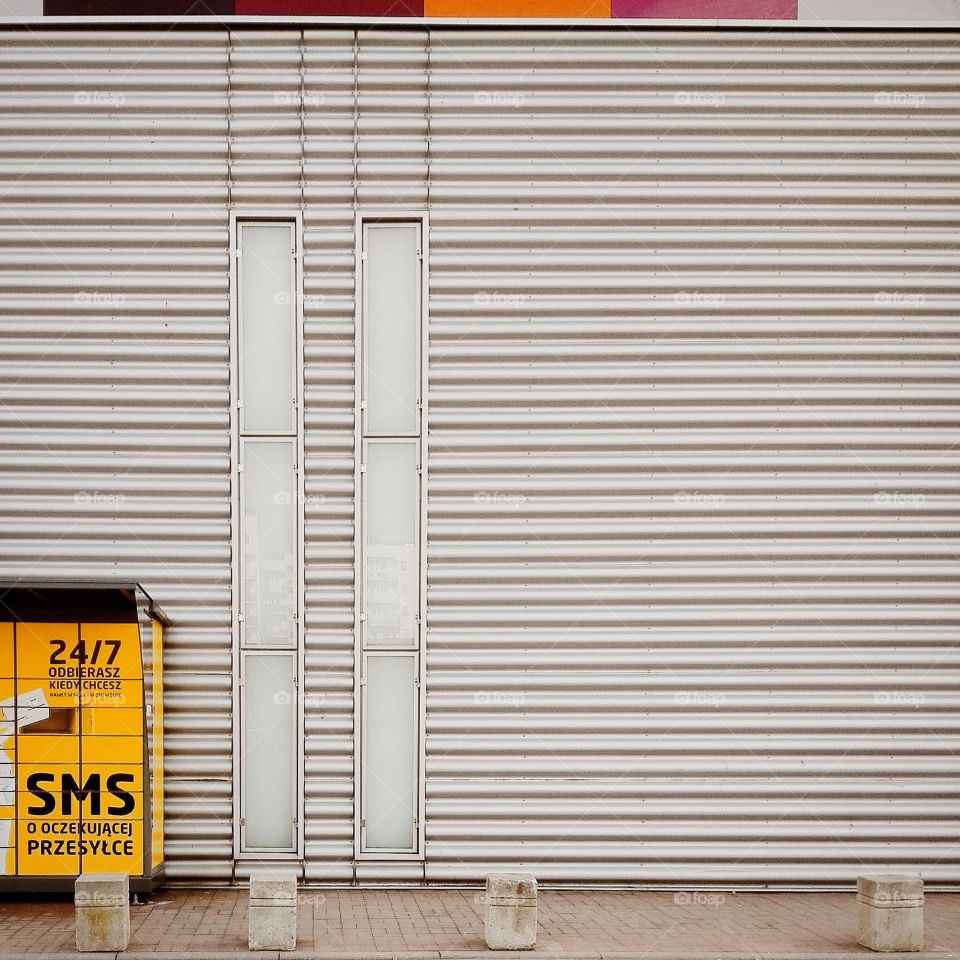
[0,889,957,957]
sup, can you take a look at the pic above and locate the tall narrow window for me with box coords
[235,218,301,856]
[357,216,426,856]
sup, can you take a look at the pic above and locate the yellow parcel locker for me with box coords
[0,582,167,892]
[16,785,80,877]
[0,622,12,678]
[81,708,145,738]
[15,623,81,710]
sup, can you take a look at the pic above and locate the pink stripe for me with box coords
[612,0,796,17]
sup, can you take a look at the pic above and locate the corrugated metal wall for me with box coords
[0,23,958,886]
[0,29,233,879]
[422,27,960,887]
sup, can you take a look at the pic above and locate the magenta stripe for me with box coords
[612,0,796,17]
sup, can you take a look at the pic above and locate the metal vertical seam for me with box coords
[352,28,359,212]
[425,27,432,213]
[225,24,235,886]
[225,27,233,211]
[422,27,432,886]
[299,28,306,214]
[296,35,307,870]
[351,28,360,886]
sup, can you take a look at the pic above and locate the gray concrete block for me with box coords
[249,870,298,951]
[74,872,130,953]
[857,874,924,952]
[484,874,537,950]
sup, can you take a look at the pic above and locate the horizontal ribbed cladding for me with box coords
[302,29,357,882]
[424,28,960,885]
[230,29,304,208]
[0,29,232,880]
[357,28,428,208]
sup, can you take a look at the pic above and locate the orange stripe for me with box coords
[425,0,608,16]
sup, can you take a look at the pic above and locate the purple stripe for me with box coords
[612,0,796,17]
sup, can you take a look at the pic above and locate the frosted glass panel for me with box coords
[243,654,295,849]
[240,223,295,434]
[364,223,419,435]
[363,441,418,647]
[364,655,416,850]
[242,440,296,647]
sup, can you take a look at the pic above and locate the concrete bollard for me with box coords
[248,871,298,951]
[75,873,130,953]
[484,873,537,950]
[857,875,924,952]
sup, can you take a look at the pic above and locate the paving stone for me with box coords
[0,889,957,954]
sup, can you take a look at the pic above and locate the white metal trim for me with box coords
[237,648,300,857]
[354,211,429,862]
[359,214,426,441]
[359,649,422,858]
[229,210,240,869]
[359,435,422,655]
[294,210,305,864]
[417,213,430,862]
[236,219,297,439]
[231,210,305,863]
[351,212,363,864]
[237,433,300,656]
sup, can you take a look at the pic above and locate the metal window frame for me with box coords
[360,435,421,652]
[353,211,429,861]
[230,210,305,861]
[236,220,299,439]
[359,649,421,855]
[237,435,299,652]
[360,221,423,440]
[237,648,299,854]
